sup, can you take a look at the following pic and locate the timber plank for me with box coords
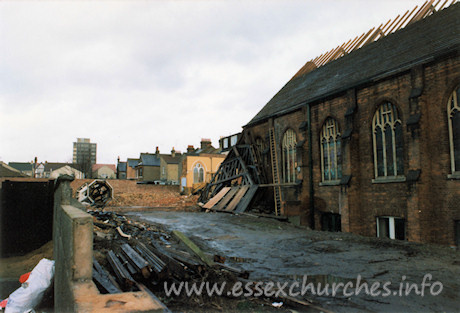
[234,185,259,213]
[212,187,239,211]
[202,187,231,209]
[172,230,215,267]
[225,186,250,212]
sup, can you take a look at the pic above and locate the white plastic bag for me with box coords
[5,259,55,313]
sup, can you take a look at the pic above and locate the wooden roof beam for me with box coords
[331,39,353,60]
[347,32,367,52]
[409,0,434,25]
[420,0,438,19]
[398,5,420,29]
[438,0,450,10]
[318,47,339,66]
[364,24,384,45]
[382,15,400,36]
[387,10,409,34]
[343,35,360,53]
[380,18,393,37]
[352,27,375,51]
[316,47,336,66]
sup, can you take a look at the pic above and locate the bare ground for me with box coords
[129,210,460,313]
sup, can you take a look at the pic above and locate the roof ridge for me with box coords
[292,0,458,80]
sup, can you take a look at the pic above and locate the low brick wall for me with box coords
[53,179,165,312]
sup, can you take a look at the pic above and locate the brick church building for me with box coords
[241,3,460,245]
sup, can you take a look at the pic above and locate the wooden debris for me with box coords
[135,242,168,281]
[106,250,136,289]
[92,258,122,294]
[172,230,215,267]
[120,243,151,279]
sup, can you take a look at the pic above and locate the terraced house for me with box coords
[241,2,460,245]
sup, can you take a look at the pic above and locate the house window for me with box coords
[230,135,238,146]
[320,118,342,181]
[193,163,204,183]
[162,167,166,175]
[223,138,229,149]
[376,217,405,240]
[138,167,143,178]
[448,87,460,175]
[282,129,297,183]
[372,102,404,178]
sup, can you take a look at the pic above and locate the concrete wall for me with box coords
[53,177,165,312]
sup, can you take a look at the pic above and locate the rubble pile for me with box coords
[108,193,198,209]
[88,210,290,312]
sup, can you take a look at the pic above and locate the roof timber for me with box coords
[292,0,457,79]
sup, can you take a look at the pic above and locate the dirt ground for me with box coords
[128,210,460,313]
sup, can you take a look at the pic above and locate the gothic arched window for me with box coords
[282,129,297,183]
[448,86,460,175]
[193,163,204,183]
[372,102,404,178]
[321,118,342,181]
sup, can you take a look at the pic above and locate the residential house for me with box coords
[117,158,127,179]
[180,139,226,194]
[159,148,182,184]
[8,162,34,177]
[49,165,85,179]
[136,149,161,182]
[219,133,241,153]
[126,158,139,180]
[36,162,84,179]
[92,164,116,179]
[239,3,460,245]
[0,162,28,178]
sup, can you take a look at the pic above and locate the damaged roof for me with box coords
[246,3,460,127]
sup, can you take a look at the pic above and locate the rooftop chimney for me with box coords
[155,146,160,157]
[187,145,195,153]
[171,147,176,158]
[200,138,212,150]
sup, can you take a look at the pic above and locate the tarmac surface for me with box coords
[130,210,460,313]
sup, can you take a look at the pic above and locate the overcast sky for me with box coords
[0,0,423,164]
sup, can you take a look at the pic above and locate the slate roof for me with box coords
[118,162,127,172]
[8,162,33,172]
[246,3,460,126]
[127,158,139,168]
[0,162,27,177]
[160,154,182,164]
[139,153,161,166]
[44,162,82,172]
[194,146,222,155]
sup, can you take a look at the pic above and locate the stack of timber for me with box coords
[89,210,250,309]
[199,145,262,214]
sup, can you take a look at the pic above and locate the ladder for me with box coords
[269,128,282,216]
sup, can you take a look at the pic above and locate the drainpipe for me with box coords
[307,103,315,229]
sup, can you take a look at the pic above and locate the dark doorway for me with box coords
[321,212,341,232]
[0,180,54,257]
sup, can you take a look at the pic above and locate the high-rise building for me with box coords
[73,138,97,177]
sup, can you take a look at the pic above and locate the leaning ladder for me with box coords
[269,128,282,216]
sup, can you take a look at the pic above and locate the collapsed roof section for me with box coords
[247,1,460,127]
